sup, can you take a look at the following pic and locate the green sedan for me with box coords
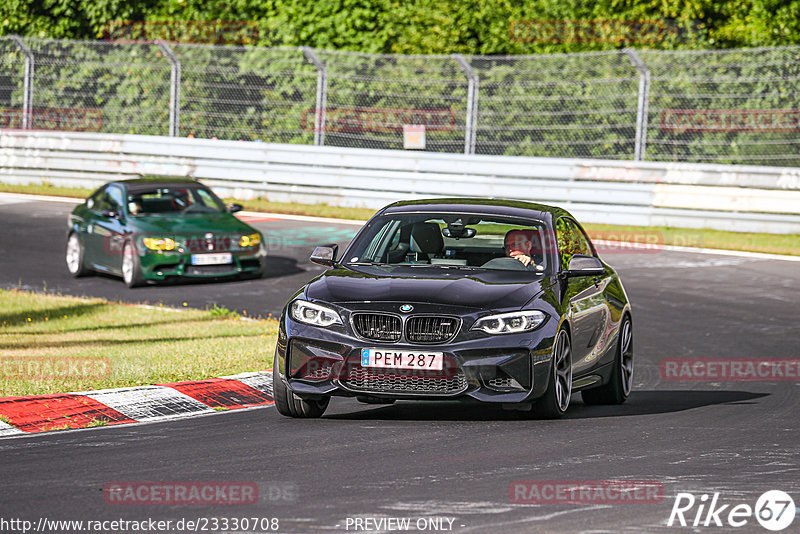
[65,177,266,287]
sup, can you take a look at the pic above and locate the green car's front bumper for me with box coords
[139,248,266,280]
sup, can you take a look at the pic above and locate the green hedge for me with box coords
[3,0,800,53]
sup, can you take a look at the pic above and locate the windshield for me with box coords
[345,212,553,274]
[126,186,227,216]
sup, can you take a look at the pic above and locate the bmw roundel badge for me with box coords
[399,304,414,313]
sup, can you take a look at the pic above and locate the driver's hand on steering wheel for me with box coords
[509,251,532,266]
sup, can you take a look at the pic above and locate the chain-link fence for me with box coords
[2,37,799,166]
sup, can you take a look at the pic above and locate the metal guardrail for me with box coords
[2,37,800,166]
[1,131,799,234]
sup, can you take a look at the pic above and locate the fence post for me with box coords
[301,47,327,146]
[156,41,181,137]
[9,35,34,130]
[624,48,650,161]
[452,54,479,155]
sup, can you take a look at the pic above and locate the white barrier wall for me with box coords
[1,131,799,234]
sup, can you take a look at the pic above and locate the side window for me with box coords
[556,217,594,271]
[196,188,221,210]
[94,185,123,216]
[106,185,124,213]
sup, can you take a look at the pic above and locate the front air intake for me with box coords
[352,313,402,342]
[406,316,460,344]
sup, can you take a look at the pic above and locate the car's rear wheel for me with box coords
[66,233,90,277]
[582,314,633,405]
[122,241,144,288]
[533,328,572,419]
[272,356,330,418]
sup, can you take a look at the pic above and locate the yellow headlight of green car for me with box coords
[239,233,261,247]
[143,237,176,251]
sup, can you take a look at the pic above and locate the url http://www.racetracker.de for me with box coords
[0,516,281,533]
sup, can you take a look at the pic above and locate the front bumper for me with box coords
[139,249,265,280]
[276,306,559,404]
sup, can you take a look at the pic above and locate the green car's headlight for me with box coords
[471,310,546,335]
[239,233,261,247]
[142,237,176,251]
[290,300,342,327]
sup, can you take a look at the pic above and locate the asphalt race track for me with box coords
[1,194,799,533]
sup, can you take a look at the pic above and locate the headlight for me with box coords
[239,233,261,247]
[142,237,176,251]
[290,300,342,327]
[471,310,546,335]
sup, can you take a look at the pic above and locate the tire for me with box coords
[272,355,330,418]
[65,232,90,277]
[121,241,145,288]
[582,314,633,405]
[533,328,572,419]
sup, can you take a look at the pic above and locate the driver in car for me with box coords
[505,229,537,267]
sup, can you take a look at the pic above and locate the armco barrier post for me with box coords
[301,47,328,146]
[8,35,34,130]
[624,48,651,161]
[156,41,181,137]
[452,54,479,155]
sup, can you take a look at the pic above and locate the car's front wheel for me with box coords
[582,314,633,405]
[533,328,572,419]
[272,356,330,418]
[65,233,90,277]
[122,241,144,288]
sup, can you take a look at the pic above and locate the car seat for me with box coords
[408,222,444,262]
[387,224,413,263]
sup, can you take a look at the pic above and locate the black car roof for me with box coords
[379,198,571,223]
[116,177,202,191]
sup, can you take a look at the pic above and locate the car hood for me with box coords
[305,265,553,310]
[128,213,256,236]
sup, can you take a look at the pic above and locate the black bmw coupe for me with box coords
[273,198,633,418]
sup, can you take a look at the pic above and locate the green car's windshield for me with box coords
[345,213,554,274]
[126,186,227,216]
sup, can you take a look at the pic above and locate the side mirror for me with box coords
[310,244,339,267]
[564,254,605,277]
[228,203,243,213]
[101,209,120,220]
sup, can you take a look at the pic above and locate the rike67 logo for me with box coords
[668,490,796,531]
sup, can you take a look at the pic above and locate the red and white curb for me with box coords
[0,371,273,437]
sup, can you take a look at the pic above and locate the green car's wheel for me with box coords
[122,241,145,288]
[65,232,90,277]
[273,355,329,418]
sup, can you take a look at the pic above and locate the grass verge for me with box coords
[1,182,798,256]
[0,289,277,397]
